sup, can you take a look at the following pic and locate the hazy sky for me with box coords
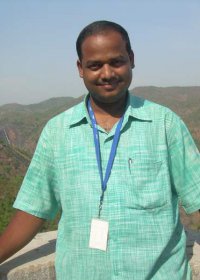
[0,0,199,105]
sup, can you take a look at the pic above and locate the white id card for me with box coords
[89,218,109,251]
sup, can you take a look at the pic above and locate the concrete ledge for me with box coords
[0,229,199,279]
[0,231,56,280]
[185,229,200,280]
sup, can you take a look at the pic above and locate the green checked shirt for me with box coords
[14,93,200,280]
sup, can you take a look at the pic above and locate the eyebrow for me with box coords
[85,55,126,65]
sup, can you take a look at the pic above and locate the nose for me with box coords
[100,64,114,81]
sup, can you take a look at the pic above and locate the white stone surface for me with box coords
[0,229,199,279]
[186,229,200,280]
[0,231,56,280]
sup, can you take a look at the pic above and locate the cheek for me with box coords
[117,66,132,77]
[83,72,99,84]
[123,68,132,81]
[82,75,97,90]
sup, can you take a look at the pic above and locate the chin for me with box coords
[91,90,127,104]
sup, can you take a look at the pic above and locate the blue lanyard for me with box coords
[88,99,124,217]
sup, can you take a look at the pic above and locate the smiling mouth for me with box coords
[98,84,118,91]
[97,80,120,89]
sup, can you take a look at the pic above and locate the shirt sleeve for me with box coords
[13,121,60,220]
[167,113,200,214]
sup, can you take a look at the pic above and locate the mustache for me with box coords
[97,78,122,85]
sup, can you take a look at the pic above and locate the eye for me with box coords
[88,62,102,71]
[110,59,125,67]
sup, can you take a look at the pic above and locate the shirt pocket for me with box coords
[126,157,169,210]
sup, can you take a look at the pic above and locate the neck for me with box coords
[89,93,128,132]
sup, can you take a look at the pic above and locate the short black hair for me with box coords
[76,20,132,60]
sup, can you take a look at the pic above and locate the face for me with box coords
[77,31,134,104]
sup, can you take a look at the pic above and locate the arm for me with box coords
[0,210,45,264]
[167,114,200,214]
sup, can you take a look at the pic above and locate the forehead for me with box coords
[81,31,128,61]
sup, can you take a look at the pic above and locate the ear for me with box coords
[129,51,135,69]
[77,60,83,78]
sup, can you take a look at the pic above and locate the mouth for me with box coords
[97,81,120,90]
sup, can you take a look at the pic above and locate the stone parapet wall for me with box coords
[0,231,56,280]
[0,229,200,279]
[186,229,200,280]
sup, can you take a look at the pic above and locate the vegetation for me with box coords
[0,142,60,233]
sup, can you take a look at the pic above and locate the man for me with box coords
[0,20,200,280]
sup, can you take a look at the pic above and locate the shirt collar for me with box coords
[124,92,152,121]
[69,92,152,128]
[69,94,90,127]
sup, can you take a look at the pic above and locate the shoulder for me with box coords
[45,99,85,131]
[36,99,86,146]
[130,94,181,124]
